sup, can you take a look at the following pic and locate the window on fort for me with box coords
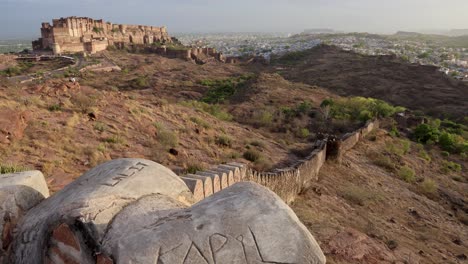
[129,35,133,43]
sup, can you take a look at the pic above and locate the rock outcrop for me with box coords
[101,182,325,264]
[0,110,29,144]
[8,159,325,263]
[10,159,194,263]
[0,171,49,263]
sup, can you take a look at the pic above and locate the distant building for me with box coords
[32,17,172,55]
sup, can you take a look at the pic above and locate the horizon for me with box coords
[1,0,468,39]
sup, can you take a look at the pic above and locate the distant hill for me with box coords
[302,28,337,34]
[394,31,422,36]
[271,45,468,120]
[390,32,468,48]
[449,29,468,36]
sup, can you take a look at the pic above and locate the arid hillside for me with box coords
[270,45,468,121]
[0,52,339,192]
[293,127,467,264]
[0,47,466,263]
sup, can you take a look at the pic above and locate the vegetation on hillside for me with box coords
[321,97,405,122]
[199,74,253,104]
[413,118,468,156]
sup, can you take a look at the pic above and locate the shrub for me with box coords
[297,128,310,138]
[419,150,431,163]
[103,135,124,144]
[190,117,211,129]
[94,122,107,132]
[250,140,265,148]
[441,151,450,157]
[154,123,178,148]
[181,101,232,121]
[326,97,405,122]
[130,76,150,89]
[385,140,410,156]
[439,132,466,154]
[252,158,273,171]
[389,126,400,137]
[253,110,274,127]
[420,179,438,194]
[71,94,96,113]
[398,166,416,183]
[401,140,411,154]
[243,150,261,162]
[215,135,232,148]
[200,75,252,104]
[441,160,462,174]
[48,104,62,112]
[413,124,440,144]
[0,163,30,174]
[373,154,396,171]
[227,152,241,159]
[341,186,381,206]
[186,163,205,174]
[296,101,313,115]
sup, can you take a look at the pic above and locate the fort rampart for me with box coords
[184,119,379,203]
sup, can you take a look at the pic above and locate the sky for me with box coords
[1,0,467,39]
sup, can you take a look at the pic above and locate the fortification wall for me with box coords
[188,120,379,204]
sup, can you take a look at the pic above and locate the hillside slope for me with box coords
[293,129,467,264]
[271,45,468,120]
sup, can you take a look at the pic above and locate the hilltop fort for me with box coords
[32,16,172,54]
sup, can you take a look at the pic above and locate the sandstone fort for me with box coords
[32,17,172,54]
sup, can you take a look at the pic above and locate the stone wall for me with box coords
[185,120,379,204]
[239,120,378,203]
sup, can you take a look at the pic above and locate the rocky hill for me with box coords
[0,45,467,263]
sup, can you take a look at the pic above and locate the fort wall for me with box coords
[186,120,379,204]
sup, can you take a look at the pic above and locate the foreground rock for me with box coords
[10,159,194,263]
[102,182,326,263]
[10,159,325,263]
[0,171,49,263]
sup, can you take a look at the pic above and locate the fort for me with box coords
[32,16,172,54]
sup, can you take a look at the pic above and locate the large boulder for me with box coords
[0,171,49,263]
[102,182,326,264]
[10,159,195,264]
[10,159,325,264]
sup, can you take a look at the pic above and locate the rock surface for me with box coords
[102,182,326,264]
[8,159,325,263]
[10,158,194,263]
[0,171,49,263]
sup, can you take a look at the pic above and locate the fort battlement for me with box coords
[33,16,172,54]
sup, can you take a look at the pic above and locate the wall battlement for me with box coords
[33,16,172,54]
[182,120,379,204]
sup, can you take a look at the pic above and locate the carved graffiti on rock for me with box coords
[102,162,148,187]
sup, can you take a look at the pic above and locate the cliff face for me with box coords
[32,17,172,54]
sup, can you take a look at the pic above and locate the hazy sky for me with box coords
[1,0,467,39]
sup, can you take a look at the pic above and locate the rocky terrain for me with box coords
[0,45,467,263]
[293,127,467,264]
